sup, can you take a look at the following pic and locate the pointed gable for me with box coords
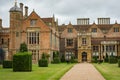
[107,23,120,37]
[61,23,77,38]
[23,10,50,31]
[90,23,105,38]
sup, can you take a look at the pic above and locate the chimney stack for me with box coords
[25,6,28,18]
[20,3,23,15]
[0,18,2,27]
[77,18,89,25]
[98,18,110,24]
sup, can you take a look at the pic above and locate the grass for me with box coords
[93,63,120,80]
[0,63,74,80]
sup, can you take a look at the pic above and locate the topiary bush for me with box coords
[109,56,117,64]
[13,52,32,72]
[38,53,48,67]
[118,59,120,67]
[3,60,12,68]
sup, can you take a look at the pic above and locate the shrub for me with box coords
[19,42,28,52]
[3,60,12,68]
[0,48,5,64]
[104,53,109,62]
[53,57,61,64]
[109,57,117,64]
[104,57,109,62]
[92,56,98,63]
[70,54,77,63]
[61,54,65,62]
[13,52,32,72]
[38,53,48,67]
[38,59,48,67]
[52,51,61,64]
[118,59,120,67]
[53,52,56,59]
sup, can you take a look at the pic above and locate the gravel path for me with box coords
[60,63,105,80]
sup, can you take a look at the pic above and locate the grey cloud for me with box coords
[0,0,120,27]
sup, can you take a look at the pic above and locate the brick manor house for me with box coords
[0,2,120,62]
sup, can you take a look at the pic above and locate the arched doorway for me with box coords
[82,52,87,62]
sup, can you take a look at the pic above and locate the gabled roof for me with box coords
[58,25,67,32]
[73,25,91,31]
[41,18,53,23]
[97,24,113,31]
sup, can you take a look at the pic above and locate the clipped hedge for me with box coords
[109,57,117,64]
[3,60,12,68]
[38,59,48,67]
[118,59,120,67]
[13,52,32,72]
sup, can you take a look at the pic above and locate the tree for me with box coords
[19,42,28,52]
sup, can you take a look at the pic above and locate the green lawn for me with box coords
[0,63,74,80]
[93,63,120,80]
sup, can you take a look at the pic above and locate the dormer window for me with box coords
[114,27,119,32]
[91,28,97,32]
[68,28,73,33]
[30,19,37,26]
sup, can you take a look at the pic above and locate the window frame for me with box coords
[82,38,86,45]
[68,28,73,33]
[114,27,119,32]
[66,39,73,47]
[30,19,37,26]
[91,28,97,32]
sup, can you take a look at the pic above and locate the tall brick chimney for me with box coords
[20,3,23,15]
[77,18,89,25]
[98,18,110,24]
[0,18,2,28]
[24,6,28,18]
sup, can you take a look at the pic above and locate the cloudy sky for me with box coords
[0,0,120,27]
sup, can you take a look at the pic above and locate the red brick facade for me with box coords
[1,2,120,63]
[0,2,59,63]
